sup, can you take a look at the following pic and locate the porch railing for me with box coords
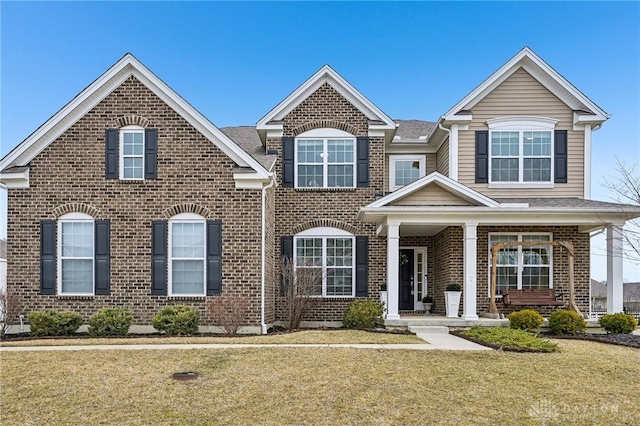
[589,306,640,322]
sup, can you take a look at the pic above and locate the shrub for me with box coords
[507,309,544,332]
[281,257,320,330]
[88,308,133,336]
[0,290,23,339]
[207,295,250,335]
[548,309,586,335]
[599,313,638,334]
[461,326,558,352]
[152,306,200,335]
[446,283,461,292]
[343,300,384,329]
[28,309,83,336]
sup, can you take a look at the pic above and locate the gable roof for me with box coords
[367,172,501,208]
[255,65,396,136]
[220,126,276,171]
[440,47,609,124]
[0,53,269,178]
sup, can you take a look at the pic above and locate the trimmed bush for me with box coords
[446,283,461,292]
[152,306,200,335]
[28,309,83,336]
[508,309,544,332]
[599,313,638,334]
[548,309,586,335]
[343,300,384,329]
[88,308,133,337]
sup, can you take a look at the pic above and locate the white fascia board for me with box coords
[0,54,269,179]
[0,169,29,188]
[233,171,273,189]
[367,172,500,208]
[357,206,640,225]
[441,47,609,122]
[256,65,395,131]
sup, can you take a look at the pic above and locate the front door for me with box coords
[399,249,414,310]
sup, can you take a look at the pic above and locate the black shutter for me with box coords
[40,220,56,295]
[282,137,295,187]
[355,236,368,297]
[281,236,293,261]
[145,128,158,179]
[94,220,110,295]
[475,131,489,183]
[356,136,369,187]
[554,130,568,183]
[206,220,223,295]
[105,129,119,179]
[151,221,167,295]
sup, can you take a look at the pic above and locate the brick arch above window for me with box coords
[112,114,151,129]
[161,203,215,220]
[290,219,360,236]
[292,120,361,137]
[52,203,100,219]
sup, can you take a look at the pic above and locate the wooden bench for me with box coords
[502,289,564,306]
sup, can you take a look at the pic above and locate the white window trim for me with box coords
[57,212,94,296]
[487,232,554,297]
[389,155,426,191]
[487,117,558,187]
[294,227,355,298]
[294,128,356,189]
[119,125,145,181]
[168,213,206,297]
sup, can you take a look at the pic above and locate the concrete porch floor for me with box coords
[384,314,602,329]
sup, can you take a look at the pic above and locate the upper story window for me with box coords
[389,155,426,191]
[169,213,206,296]
[120,126,145,180]
[295,129,356,188]
[58,212,94,295]
[487,117,559,185]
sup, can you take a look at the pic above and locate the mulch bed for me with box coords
[548,333,640,349]
[449,330,556,353]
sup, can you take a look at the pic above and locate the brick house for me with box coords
[1,47,639,333]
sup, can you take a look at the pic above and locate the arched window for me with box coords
[58,212,94,295]
[169,213,206,296]
[295,128,356,188]
[294,227,355,297]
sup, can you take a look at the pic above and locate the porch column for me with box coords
[386,222,400,319]
[463,222,479,320]
[606,221,625,313]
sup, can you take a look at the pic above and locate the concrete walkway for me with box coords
[0,328,491,352]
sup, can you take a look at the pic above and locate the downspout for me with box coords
[260,175,275,334]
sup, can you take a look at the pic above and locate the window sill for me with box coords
[118,179,147,184]
[294,187,357,192]
[488,182,555,189]
[167,296,207,301]
[57,295,95,300]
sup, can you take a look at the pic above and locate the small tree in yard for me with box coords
[0,290,23,339]
[281,257,322,330]
[207,294,251,336]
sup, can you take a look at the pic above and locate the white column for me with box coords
[463,222,479,320]
[386,222,400,320]
[606,221,625,313]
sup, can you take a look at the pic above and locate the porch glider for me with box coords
[502,289,564,306]
[489,240,580,316]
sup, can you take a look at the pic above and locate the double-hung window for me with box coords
[487,117,558,185]
[295,129,356,188]
[489,233,552,296]
[294,228,355,297]
[120,126,145,180]
[389,155,426,191]
[58,213,94,295]
[169,214,206,296]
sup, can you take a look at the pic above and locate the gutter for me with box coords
[260,175,275,334]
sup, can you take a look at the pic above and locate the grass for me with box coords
[459,326,559,352]
[1,340,638,425]
[0,329,423,347]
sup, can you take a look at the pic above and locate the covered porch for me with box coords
[357,173,638,323]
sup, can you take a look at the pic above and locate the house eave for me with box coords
[0,168,30,189]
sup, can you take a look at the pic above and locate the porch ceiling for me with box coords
[400,224,447,236]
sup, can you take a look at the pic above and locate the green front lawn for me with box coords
[2,339,638,425]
